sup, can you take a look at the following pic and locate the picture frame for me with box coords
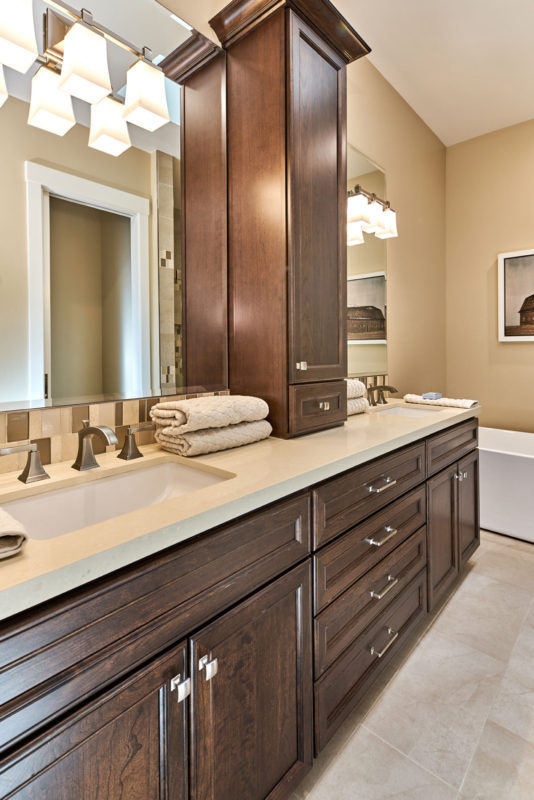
[347,271,387,344]
[498,249,534,342]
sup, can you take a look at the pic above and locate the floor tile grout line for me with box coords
[360,723,460,793]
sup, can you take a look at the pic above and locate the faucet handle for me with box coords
[117,423,155,461]
[0,443,50,484]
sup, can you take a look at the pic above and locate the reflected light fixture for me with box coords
[347,221,365,246]
[59,22,111,105]
[361,197,384,233]
[28,66,75,136]
[89,96,131,156]
[0,64,8,108]
[347,192,369,224]
[123,58,170,132]
[0,0,38,73]
[375,206,398,239]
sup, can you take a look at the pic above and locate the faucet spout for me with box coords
[72,421,118,471]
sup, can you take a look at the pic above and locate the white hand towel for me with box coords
[345,379,367,399]
[348,397,369,416]
[0,508,27,560]
[155,419,272,457]
[150,395,269,433]
[404,394,479,409]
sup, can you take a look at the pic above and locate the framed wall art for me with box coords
[498,249,534,342]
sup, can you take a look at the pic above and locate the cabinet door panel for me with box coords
[0,643,188,800]
[427,466,459,610]
[288,12,346,384]
[190,563,313,800]
[458,450,480,565]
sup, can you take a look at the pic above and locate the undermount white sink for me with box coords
[3,461,232,540]
[376,406,441,418]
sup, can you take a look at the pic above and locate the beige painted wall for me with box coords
[347,59,446,395]
[446,119,534,432]
[0,97,151,402]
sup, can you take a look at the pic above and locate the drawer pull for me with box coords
[319,401,331,411]
[199,654,219,681]
[370,627,399,659]
[170,674,191,703]
[365,526,398,548]
[370,575,399,600]
[366,476,397,495]
[296,361,308,371]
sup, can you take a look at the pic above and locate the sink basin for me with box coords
[376,406,441,418]
[3,461,232,540]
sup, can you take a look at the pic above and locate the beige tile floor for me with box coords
[291,531,534,800]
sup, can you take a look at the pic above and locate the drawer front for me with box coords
[313,443,426,548]
[314,569,428,752]
[289,381,347,435]
[314,527,427,677]
[314,485,426,612]
[426,418,478,476]
[0,494,310,754]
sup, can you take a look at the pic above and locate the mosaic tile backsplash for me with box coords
[0,391,229,475]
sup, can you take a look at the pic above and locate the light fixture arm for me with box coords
[348,184,395,213]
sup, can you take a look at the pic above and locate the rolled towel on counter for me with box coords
[155,419,273,457]
[150,395,269,433]
[348,397,370,416]
[0,508,27,560]
[404,394,479,409]
[345,378,367,400]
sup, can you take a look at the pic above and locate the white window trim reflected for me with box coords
[24,161,154,402]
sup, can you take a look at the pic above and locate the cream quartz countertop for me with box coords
[0,402,480,621]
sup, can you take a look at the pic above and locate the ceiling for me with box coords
[333,0,534,146]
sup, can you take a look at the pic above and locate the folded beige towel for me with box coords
[150,395,269,433]
[0,508,27,560]
[155,419,272,457]
[404,394,479,409]
[348,397,370,416]
[346,379,367,399]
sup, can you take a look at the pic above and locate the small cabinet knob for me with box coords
[319,401,330,411]
[199,654,219,681]
[296,361,308,371]
[170,674,191,703]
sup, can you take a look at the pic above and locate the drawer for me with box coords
[314,527,427,677]
[0,493,310,754]
[314,485,426,612]
[314,569,428,752]
[289,381,347,435]
[426,418,478,476]
[313,443,426,548]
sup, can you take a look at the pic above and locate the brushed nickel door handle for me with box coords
[365,526,398,548]
[370,575,399,600]
[170,674,191,703]
[366,476,397,494]
[370,627,399,658]
[199,654,218,681]
[296,361,308,371]
[319,401,330,411]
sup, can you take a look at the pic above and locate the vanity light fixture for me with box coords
[375,206,398,239]
[0,0,38,73]
[123,57,170,132]
[347,221,365,246]
[0,64,8,108]
[347,185,398,242]
[89,95,131,157]
[28,65,76,136]
[59,19,112,105]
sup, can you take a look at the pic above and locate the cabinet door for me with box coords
[458,449,480,565]
[190,562,313,800]
[427,465,459,610]
[0,643,188,800]
[288,12,347,384]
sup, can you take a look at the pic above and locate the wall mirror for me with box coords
[346,144,388,382]
[0,0,225,411]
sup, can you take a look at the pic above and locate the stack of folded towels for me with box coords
[403,394,478,409]
[346,379,369,416]
[150,395,272,457]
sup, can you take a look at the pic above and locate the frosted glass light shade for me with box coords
[0,64,8,108]
[361,199,384,233]
[0,0,38,73]
[89,96,131,156]
[59,23,111,105]
[347,193,369,224]
[28,66,75,136]
[347,221,365,246]
[123,59,170,132]
[375,207,398,239]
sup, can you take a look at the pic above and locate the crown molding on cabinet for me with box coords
[161,31,222,84]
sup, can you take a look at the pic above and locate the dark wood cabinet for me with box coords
[458,450,480,566]
[0,642,189,800]
[210,0,370,436]
[189,562,313,800]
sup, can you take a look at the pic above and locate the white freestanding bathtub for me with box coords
[479,427,534,543]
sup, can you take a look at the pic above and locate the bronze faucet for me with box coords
[72,421,118,471]
[0,443,50,484]
[117,423,155,461]
[367,385,399,407]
